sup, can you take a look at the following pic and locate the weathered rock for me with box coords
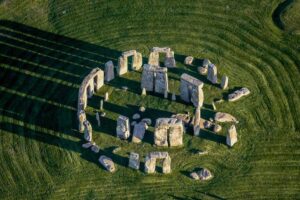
[132,113,141,120]
[228,87,250,102]
[221,75,228,90]
[171,113,190,126]
[141,118,152,126]
[141,88,146,96]
[180,73,204,107]
[82,142,93,149]
[184,56,194,65]
[117,50,142,75]
[116,115,130,139]
[193,107,201,136]
[155,118,184,147]
[148,47,176,68]
[144,152,171,174]
[213,124,222,133]
[83,120,92,142]
[99,155,116,173]
[104,92,109,101]
[91,144,100,153]
[198,168,213,180]
[198,66,208,75]
[132,122,147,143]
[226,125,238,147]
[128,152,140,170]
[139,106,146,112]
[214,112,238,123]
[141,64,168,95]
[207,63,218,84]
[204,120,213,129]
[104,60,115,82]
[78,110,86,132]
[190,172,200,180]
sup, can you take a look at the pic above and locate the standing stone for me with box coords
[155,68,168,94]
[132,52,143,71]
[128,152,140,170]
[132,122,147,143]
[184,56,194,65]
[99,155,116,172]
[226,125,238,147]
[96,112,100,127]
[104,92,109,101]
[78,110,86,133]
[91,144,100,153]
[100,100,103,111]
[207,64,218,84]
[193,106,201,136]
[116,115,130,140]
[141,64,155,91]
[180,73,204,107]
[104,60,115,82]
[142,88,147,96]
[221,75,228,90]
[148,51,159,66]
[164,51,176,68]
[171,93,176,101]
[212,101,216,111]
[162,155,171,174]
[117,56,128,76]
[144,155,156,174]
[83,120,92,142]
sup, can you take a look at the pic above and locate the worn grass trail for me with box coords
[0,0,299,199]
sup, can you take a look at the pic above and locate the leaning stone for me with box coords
[91,144,100,153]
[82,142,93,149]
[139,106,146,112]
[214,112,237,123]
[132,122,147,143]
[228,87,250,102]
[141,118,152,126]
[226,125,238,147]
[198,66,208,75]
[197,168,213,181]
[220,75,228,90]
[132,113,141,120]
[99,155,116,173]
[184,56,194,65]
[128,152,140,170]
[213,124,222,133]
[190,172,200,180]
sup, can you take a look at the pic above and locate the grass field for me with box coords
[0,0,299,199]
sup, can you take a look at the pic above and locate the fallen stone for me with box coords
[141,118,152,126]
[213,124,222,133]
[139,106,146,112]
[171,113,190,126]
[128,152,140,170]
[132,113,141,120]
[190,172,200,180]
[228,87,250,102]
[214,112,238,123]
[82,142,93,149]
[91,144,100,153]
[99,155,116,173]
[198,66,208,75]
[112,146,121,154]
[198,168,213,181]
[184,56,194,65]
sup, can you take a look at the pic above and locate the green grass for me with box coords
[282,0,300,34]
[0,0,299,199]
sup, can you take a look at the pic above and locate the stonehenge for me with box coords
[132,122,147,143]
[144,152,171,174]
[190,168,213,181]
[214,112,238,123]
[221,75,228,90]
[226,125,238,147]
[128,152,140,170]
[83,120,92,142]
[148,47,176,68]
[117,50,143,76]
[193,107,201,136]
[141,64,169,94]
[228,87,250,102]
[104,60,115,82]
[184,56,194,65]
[116,115,130,140]
[154,118,184,147]
[180,73,204,107]
[78,110,86,133]
[99,155,116,173]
